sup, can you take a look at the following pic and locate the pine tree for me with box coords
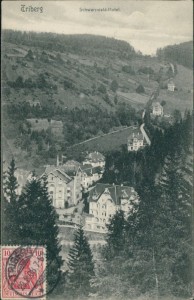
[16,176,63,292]
[67,226,95,299]
[154,150,192,296]
[2,158,20,244]
[3,158,18,203]
[104,209,126,259]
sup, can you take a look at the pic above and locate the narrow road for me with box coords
[140,123,151,146]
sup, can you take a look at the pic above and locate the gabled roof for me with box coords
[80,163,93,171]
[64,160,81,167]
[168,79,175,85]
[152,102,162,108]
[62,161,82,176]
[59,166,77,179]
[80,164,103,176]
[85,151,105,163]
[43,165,72,183]
[128,132,144,143]
[88,183,138,205]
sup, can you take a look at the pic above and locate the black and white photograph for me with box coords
[1,1,193,300]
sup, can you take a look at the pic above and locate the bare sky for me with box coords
[2,1,193,55]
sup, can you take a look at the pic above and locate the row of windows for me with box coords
[96,218,106,223]
[49,191,71,199]
[91,210,107,216]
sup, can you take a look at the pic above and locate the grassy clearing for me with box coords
[117,91,149,105]
[68,126,138,154]
[174,64,193,91]
[158,89,193,114]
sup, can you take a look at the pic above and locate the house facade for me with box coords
[152,102,164,116]
[128,132,144,151]
[83,151,105,168]
[168,80,175,92]
[27,100,41,108]
[15,169,32,195]
[43,165,82,209]
[84,183,139,232]
[80,164,104,189]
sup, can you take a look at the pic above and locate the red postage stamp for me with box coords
[1,246,46,299]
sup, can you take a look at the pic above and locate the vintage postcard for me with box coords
[1,1,193,300]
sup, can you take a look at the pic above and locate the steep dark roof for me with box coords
[128,132,144,144]
[43,165,72,183]
[64,160,81,167]
[88,183,138,205]
[80,164,103,176]
[85,151,105,163]
[152,102,162,108]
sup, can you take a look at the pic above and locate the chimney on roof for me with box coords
[56,154,60,167]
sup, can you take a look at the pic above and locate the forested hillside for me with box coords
[2,30,193,172]
[2,30,139,60]
[157,41,193,69]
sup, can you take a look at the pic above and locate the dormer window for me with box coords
[104,188,110,195]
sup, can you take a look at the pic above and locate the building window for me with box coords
[49,191,54,199]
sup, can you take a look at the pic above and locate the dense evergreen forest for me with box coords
[101,111,192,190]
[97,111,193,299]
[157,41,193,69]
[2,30,139,59]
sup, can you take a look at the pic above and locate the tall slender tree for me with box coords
[2,158,19,244]
[3,158,18,203]
[16,175,63,292]
[104,209,126,260]
[67,226,95,299]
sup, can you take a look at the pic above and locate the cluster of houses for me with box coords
[15,151,105,209]
[13,150,140,233]
[84,183,139,232]
[43,151,105,209]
